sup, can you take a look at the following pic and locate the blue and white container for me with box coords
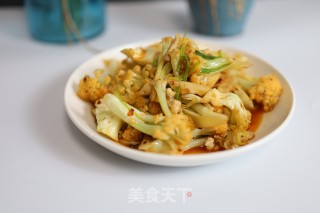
[187,0,254,36]
[25,0,105,43]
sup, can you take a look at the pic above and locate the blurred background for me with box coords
[1,0,255,43]
[0,0,173,6]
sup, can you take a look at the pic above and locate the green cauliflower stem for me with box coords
[138,139,171,153]
[233,85,254,110]
[100,93,193,154]
[155,37,173,80]
[154,80,172,116]
[203,89,251,131]
[181,138,207,151]
[101,93,165,138]
[182,103,228,128]
[95,101,124,141]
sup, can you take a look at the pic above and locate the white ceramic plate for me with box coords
[64,39,295,167]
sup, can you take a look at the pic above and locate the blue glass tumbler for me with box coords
[187,0,254,36]
[25,0,105,43]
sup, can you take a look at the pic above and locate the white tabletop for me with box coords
[1,0,320,212]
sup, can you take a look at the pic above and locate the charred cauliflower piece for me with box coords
[122,126,143,143]
[248,74,282,111]
[78,75,108,102]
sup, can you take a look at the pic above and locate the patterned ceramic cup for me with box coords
[187,0,254,36]
[25,0,105,43]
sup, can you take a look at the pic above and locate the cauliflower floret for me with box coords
[248,74,283,111]
[122,125,143,143]
[108,67,146,105]
[138,82,152,96]
[78,75,108,102]
[151,114,193,153]
[174,114,195,130]
[134,96,149,112]
[205,137,215,151]
[169,100,181,114]
[148,101,162,115]
[166,88,181,114]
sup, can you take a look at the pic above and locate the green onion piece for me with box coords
[152,58,158,67]
[195,50,219,60]
[174,87,181,100]
[200,62,231,74]
[180,55,189,81]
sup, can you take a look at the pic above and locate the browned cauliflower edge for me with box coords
[77,75,108,103]
[248,73,283,111]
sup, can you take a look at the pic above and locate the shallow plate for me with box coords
[64,39,295,167]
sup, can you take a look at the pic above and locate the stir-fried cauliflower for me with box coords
[78,75,108,102]
[248,74,283,111]
[77,34,283,154]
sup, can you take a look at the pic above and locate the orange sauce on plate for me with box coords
[248,109,264,132]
